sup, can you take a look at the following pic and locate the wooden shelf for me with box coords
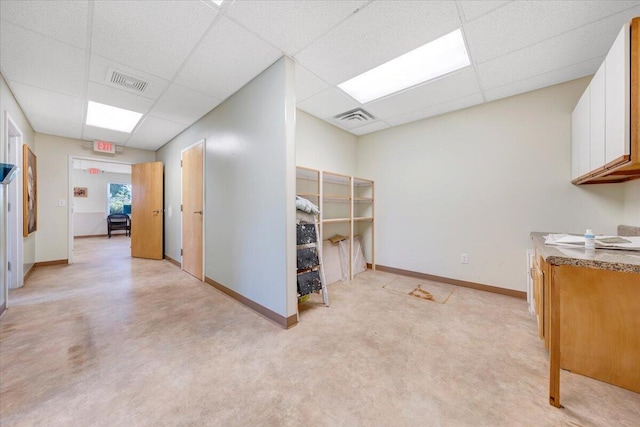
[324,195,350,203]
[353,177,373,186]
[297,166,375,281]
[353,197,373,203]
[296,167,320,181]
[323,172,351,186]
[322,218,350,224]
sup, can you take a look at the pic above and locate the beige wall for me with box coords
[35,133,155,262]
[623,179,640,226]
[72,169,131,236]
[357,77,627,292]
[157,57,298,320]
[1,73,36,291]
[295,109,358,176]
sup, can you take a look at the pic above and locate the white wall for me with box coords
[35,133,154,262]
[157,57,297,320]
[72,169,131,236]
[1,73,36,291]
[357,77,627,292]
[623,179,640,225]
[295,109,358,175]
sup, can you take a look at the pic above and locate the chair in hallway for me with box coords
[107,214,131,238]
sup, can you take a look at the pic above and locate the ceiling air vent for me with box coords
[334,108,375,123]
[107,68,148,93]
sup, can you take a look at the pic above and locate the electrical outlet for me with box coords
[461,253,469,264]
[58,199,66,207]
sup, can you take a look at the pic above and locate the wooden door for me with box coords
[131,161,163,260]
[182,143,204,280]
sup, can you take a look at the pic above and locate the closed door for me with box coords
[131,161,163,260]
[182,142,204,280]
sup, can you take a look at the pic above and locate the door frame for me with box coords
[67,155,133,264]
[5,112,23,291]
[180,139,206,280]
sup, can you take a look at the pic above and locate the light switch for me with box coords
[58,199,66,207]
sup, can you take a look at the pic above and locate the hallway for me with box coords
[1,237,639,426]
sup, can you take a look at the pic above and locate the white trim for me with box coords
[67,154,133,263]
[180,138,206,280]
[5,112,24,292]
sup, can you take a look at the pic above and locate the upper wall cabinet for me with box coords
[571,18,640,184]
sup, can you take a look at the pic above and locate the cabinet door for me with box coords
[532,264,544,340]
[572,88,591,179]
[605,22,630,165]
[590,63,606,171]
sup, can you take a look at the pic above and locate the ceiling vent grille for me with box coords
[108,69,148,93]
[334,108,375,123]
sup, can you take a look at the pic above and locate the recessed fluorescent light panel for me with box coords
[338,28,471,104]
[211,0,224,5]
[86,101,143,133]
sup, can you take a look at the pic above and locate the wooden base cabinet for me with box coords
[532,251,550,349]
[539,263,640,407]
[555,266,640,395]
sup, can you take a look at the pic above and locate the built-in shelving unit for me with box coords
[351,177,374,279]
[296,166,375,281]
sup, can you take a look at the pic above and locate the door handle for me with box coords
[194,210,203,214]
[153,209,161,214]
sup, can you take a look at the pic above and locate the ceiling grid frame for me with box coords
[1,0,639,148]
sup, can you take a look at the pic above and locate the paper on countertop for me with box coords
[544,233,640,251]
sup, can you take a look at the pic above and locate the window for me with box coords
[108,183,132,215]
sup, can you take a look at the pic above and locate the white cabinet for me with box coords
[571,88,591,180]
[605,22,630,165]
[571,19,639,185]
[590,63,606,171]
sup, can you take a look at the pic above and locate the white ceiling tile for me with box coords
[226,0,367,55]
[83,125,131,144]
[295,1,461,84]
[92,0,218,79]
[297,87,360,119]
[465,1,640,64]
[385,93,484,127]
[483,57,603,102]
[126,116,187,151]
[88,54,169,100]
[478,7,640,90]
[458,1,512,22]
[8,81,84,139]
[366,67,480,119]
[350,121,391,136]
[150,84,221,125]
[87,82,154,115]
[0,21,86,97]
[0,0,88,49]
[175,16,282,100]
[295,63,330,103]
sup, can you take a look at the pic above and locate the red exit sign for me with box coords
[93,140,115,154]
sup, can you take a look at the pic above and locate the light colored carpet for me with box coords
[1,237,639,426]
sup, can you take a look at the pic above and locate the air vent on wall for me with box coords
[107,68,148,93]
[334,108,375,123]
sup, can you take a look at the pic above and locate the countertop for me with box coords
[531,232,640,274]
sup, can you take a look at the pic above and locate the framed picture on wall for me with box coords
[74,187,88,197]
[23,145,37,237]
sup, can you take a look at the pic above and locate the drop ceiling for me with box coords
[1,0,639,151]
